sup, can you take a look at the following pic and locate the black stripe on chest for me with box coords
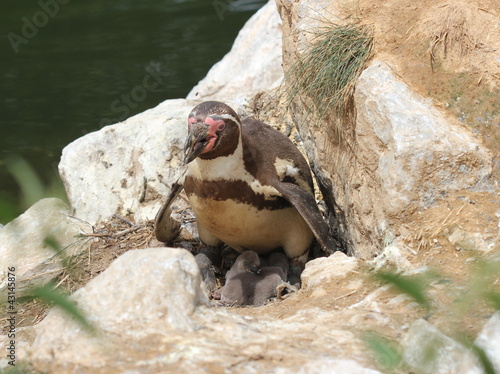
[184,176,291,211]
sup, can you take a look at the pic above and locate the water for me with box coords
[0,0,266,220]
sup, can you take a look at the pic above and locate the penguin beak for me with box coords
[249,264,261,275]
[184,123,209,164]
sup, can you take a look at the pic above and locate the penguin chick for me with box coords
[221,251,287,306]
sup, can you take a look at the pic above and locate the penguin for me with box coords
[155,101,341,288]
[220,251,289,306]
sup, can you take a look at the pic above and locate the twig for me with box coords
[113,214,135,227]
[332,290,357,301]
[54,273,71,289]
[111,225,143,238]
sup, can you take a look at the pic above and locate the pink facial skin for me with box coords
[202,117,225,154]
[188,116,197,131]
[187,115,226,154]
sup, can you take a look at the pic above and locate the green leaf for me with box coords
[470,343,496,374]
[5,156,45,209]
[485,292,500,310]
[26,283,95,333]
[458,335,496,374]
[376,271,431,308]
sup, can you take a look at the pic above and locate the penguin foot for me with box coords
[288,260,305,289]
[287,271,302,289]
[211,287,223,300]
[195,253,217,293]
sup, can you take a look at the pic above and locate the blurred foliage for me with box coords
[375,271,436,310]
[0,156,67,224]
[365,258,499,372]
[1,157,95,348]
[19,281,95,334]
[0,362,43,374]
[363,332,402,371]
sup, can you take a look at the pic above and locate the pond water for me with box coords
[0,0,266,221]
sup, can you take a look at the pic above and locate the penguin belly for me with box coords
[188,195,313,257]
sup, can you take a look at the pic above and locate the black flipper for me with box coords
[271,181,341,255]
[154,180,183,243]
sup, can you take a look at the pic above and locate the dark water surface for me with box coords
[0,0,266,220]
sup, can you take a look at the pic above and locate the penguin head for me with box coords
[184,101,241,164]
[234,251,261,275]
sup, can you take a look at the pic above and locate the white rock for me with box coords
[301,251,359,290]
[0,198,90,302]
[22,248,387,373]
[448,228,496,252]
[371,240,416,273]
[475,311,500,373]
[187,0,283,101]
[59,99,194,225]
[29,247,209,368]
[355,60,492,216]
[277,0,495,258]
[403,319,482,374]
[275,358,382,374]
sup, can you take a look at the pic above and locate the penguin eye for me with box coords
[217,123,226,131]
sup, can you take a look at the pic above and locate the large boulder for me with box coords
[60,1,285,226]
[59,99,193,225]
[355,61,492,215]
[346,60,492,255]
[475,311,500,373]
[276,0,495,258]
[28,247,209,371]
[187,0,283,101]
[24,246,384,373]
[0,198,90,302]
[403,319,482,374]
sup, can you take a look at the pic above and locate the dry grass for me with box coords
[0,207,206,335]
[285,22,373,121]
[0,216,160,335]
[410,2,491,71]
[59,215,158,293]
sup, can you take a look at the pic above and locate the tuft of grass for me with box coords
[0,362,42,374]
[285,22,373,121]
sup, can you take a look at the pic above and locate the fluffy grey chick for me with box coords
[221,251,289,306]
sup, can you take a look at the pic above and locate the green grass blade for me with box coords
[376,271,431,308]
[5,156,45,208]
[24,283,95,333]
